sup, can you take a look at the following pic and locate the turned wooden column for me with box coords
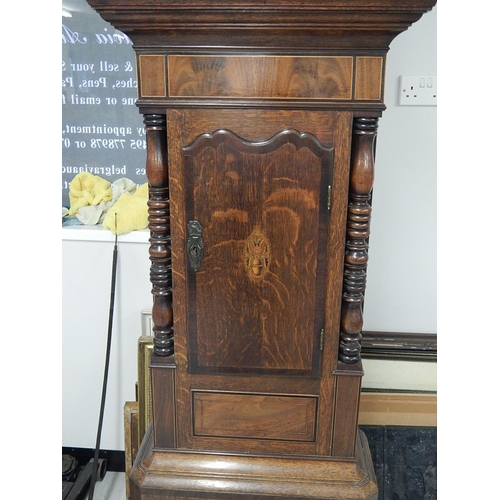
[144,114,174,357]
[339,117,378,364]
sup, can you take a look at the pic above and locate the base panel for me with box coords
[129,426,378,500]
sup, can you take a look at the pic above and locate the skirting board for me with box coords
[359,392,437,426]
[361,331,437,362]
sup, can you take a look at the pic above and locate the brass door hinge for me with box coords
[327,185,332,211]
[320,328,325,351]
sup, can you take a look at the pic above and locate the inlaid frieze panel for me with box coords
[354,57,384,101]
[138,54,166,98]
[137,54,385,103]
[168,55,353,100]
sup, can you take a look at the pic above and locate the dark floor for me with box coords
[360,426,437,500]
[64,426,436,499]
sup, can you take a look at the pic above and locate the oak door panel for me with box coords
[183,129,332,376]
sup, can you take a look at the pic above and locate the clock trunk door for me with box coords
[183,128,330,378]
[168,109,350,456]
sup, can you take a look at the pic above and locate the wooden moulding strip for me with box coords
[358,392,437,427]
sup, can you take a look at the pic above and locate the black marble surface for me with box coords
[360,426,437,500]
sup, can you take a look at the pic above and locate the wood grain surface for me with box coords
[183,128,331,376]
[168,109,351,455]
[168,55,353,100]
[193,391,317,441]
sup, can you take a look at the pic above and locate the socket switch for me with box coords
[398,76,437,106]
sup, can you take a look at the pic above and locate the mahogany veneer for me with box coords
[87,2,436,499]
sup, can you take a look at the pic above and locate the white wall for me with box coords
[62,229,151,450]
[61,7,437,451]
[363,6,437,333]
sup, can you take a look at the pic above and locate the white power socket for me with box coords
[398,76,437,106]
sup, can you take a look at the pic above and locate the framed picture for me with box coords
[141,309,154,337]
[123,401,140,500]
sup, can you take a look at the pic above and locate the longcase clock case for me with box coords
[87,2,436,499]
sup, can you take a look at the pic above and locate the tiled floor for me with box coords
[64,426,436,499]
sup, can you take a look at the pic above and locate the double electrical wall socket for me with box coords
[399,76,437,106]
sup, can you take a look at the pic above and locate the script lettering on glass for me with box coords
[61,0,146,207]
